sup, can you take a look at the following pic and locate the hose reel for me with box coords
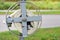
[5,1,42,37]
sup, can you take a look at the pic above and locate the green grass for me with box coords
[0,1,60,10]
[0,12,12,15]
[34,11,60,15]
[32,1,60,10]
[0,11,60,15]
[0,31,19,40]
[0,27,60,40]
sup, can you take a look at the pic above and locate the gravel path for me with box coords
[0,15,60,32]
[41,15,60,28]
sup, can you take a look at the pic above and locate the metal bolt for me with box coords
[22,18,27,22]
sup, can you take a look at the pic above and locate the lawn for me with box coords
[0,1,60,10]
[0,12,12,15]
[34,11,60,15]
[0,10,60,15]
[0,1,60,15]
[0,27,60,40]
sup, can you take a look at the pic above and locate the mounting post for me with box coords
[20,0,26,40]
[19,33,24,40]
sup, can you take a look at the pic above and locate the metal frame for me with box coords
[6,0,42,40]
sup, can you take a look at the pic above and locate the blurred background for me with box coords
[0,0,60,10]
